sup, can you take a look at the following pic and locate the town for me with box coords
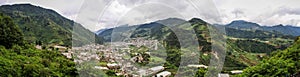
[56,38,242,77]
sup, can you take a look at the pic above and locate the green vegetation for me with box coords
[0,4,102,47]
[236,37,300,76]
[129,45,151,65]
[0,13,24,48]
[1,3,298,76]
[99,17,296,76]
[226,27,294,39]
[0,14,77,76]
[0,45,77,77]
[228,39,276,53]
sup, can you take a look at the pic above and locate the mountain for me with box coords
[224,20,300,36]
[97,17,285,70]
[97,18,187,42]
[0,4,100,46]
[226,20,260,30]
[225,27,294,39]
[96,18,299,76]
[261,24,300,36]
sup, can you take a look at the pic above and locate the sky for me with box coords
[1,0,300,31]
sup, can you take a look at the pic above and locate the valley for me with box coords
[0,3,299,77]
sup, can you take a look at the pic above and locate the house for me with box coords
[94,66,109,70]
[147,66,165,75]
[53,45,67,52]
[62,53,72,59]
[107,63,121,69]
[156,71,171,77]
[35,45,42,49]
[218,73,229,77]
[150,66,164,73]
[187,64,208,68]
[230,70,243,74]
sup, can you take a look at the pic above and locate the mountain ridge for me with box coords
[0,4,101,46]
[223,20,300,36]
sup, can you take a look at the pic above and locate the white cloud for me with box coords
[1,0,300,31]
[214,0,300,26]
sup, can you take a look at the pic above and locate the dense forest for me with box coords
[236,37,300,76]
[0,4,102,47]
[0,12,77,76]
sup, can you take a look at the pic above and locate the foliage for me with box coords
[129,46,151,66]
[195,68,207,77]
[0,11,77,76]
[96,15,299,76]
[0,45,77,77]
[226,27,294,39]
[0,4,102,47]
[237,37,300,76]
[228,39,276,53]
[0,13,24,48]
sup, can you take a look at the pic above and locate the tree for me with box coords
[0,13,24,48]
[236,37,300,77]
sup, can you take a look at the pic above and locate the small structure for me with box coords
[156,71,171,77]
[187,64,208,68]
[53,45,67,52]
[35,45,42,49]
[218,73,229,77]
[150,66,164,73]
[230,70,243,74]
[107,63,121,69]
[147,66,165,75]
[137,69,147,76]
[62,53,72,59]
[94,66,109,70]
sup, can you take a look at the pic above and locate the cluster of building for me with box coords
[61,38,173,77]
[58,37,242,77]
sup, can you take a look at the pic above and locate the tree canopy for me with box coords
[0,13,24,48]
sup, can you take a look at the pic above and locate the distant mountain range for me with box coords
[1,3,298,73]
[1,4,297,47]
[0,4,102,46]
[96,18,299,42]
[223,20,300,36]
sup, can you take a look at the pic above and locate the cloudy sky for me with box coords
[1,0,300,31]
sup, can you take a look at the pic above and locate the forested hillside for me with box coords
[236,37,300,76]
[0,13,77,76]
[0,4,102,47]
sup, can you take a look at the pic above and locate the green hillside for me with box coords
[236,37,300,76]
[0,13,77,76]
[97,18,285,74]
[0,4,101,47]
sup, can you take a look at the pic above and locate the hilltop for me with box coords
[0,4,102,47]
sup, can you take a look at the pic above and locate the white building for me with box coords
[150,66,164,73]
[107,63,121,69]
[218,73,229,77]
[156,71,171,77]
[94,66,109,70]
[230,70,243,74]
[187,64,208,68]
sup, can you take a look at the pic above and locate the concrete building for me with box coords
[107,63,121,69]
[94,66,109,70]
[218,73,229,77]
[156,71,171,77]
[187,64,208,68]
[230,70,243,74]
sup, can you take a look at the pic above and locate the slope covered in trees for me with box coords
[0,13,24,48]
[0,4,102,47]
[0,11,77,77]
[236,37,300,76]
